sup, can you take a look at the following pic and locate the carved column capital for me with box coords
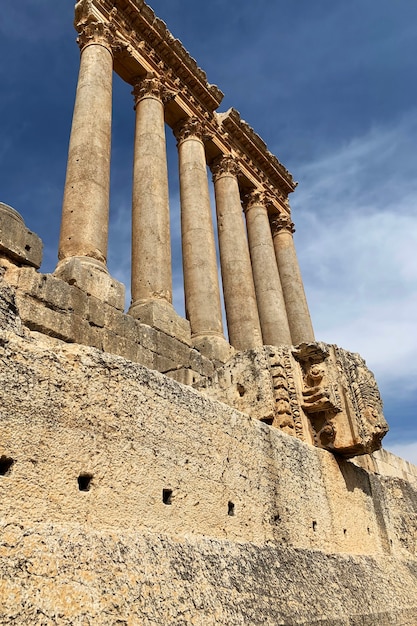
[242,189,273,214]
[76,21,118,54]
[173,117,206,145]
[132,75,176,107]
[210,155,240,183]
[270,213,296,235]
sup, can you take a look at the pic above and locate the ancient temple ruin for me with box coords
[0,1,416,624]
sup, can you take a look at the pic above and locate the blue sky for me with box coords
[1,1,416,464]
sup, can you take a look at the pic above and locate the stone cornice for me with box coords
[83,0,224,113]
[218,109,296,196]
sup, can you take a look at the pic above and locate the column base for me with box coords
[192,334,235,364]
[129,299,191,345]
[54,257,125,311]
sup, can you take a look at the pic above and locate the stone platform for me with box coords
[0,277,416,624]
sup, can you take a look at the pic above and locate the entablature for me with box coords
[77,0,224,115]
[217,109,296,197]
[74,0,295,216]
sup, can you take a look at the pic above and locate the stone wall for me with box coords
[1,278,416,624]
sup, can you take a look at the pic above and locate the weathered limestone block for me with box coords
[355,448,417,487]
[195,347,278,424]
[166,367,203,385]
[0,279,22,335]
[0,318,416,625]
[129,298,192,345]
[0,526,417,626]
[17,266,89,316]
[0,202,42,268]
[55,256,125,311]
[0,263,215,382]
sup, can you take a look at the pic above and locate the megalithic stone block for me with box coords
[0,203,42,269]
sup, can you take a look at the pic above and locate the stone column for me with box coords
[243,191,292,346]
[55,21,124,309]
[211,156,262,351]
[174,119,233,362]
[128,76,190,343]
[271,213,315,345]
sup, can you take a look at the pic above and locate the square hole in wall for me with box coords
[0,456,14,476]
[163,489,173,505]
[78,473,93,492]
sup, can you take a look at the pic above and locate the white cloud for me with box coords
[291,112,417,435]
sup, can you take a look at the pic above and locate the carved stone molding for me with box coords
[210,155,240,183]
[74,0,95,28]
[132,75,176,107]
[173,118,206,145]
[270,213,295,236]
[293,342,388,456]
[269,350,303,439]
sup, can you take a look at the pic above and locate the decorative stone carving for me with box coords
[334,347,388,453]
[210,155,240,183]
[76,20,118,53]
[294,344,341,449]
[74,0,95,28]
[270,213,296,235]
[269,350,300,436]
[173,118,206,144]
[132,75,176,106]
[197,342,387,457]
[242,189,273,213]
[293,343,388,456]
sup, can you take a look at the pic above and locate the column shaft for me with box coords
[211,157,262,351]
[244,192,292,346]
[271,214,315,345]
[55,23,124,309]
[130,80,172,306]
[129,78,190,342]
[58,29,113,267]
[175,120,232,361]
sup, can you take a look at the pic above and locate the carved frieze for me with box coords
[219,108,296,196]
[293,343,341,449]
[334,347,388,453]
[293,343,388,456]
[74,0,95,28]
[269,349,304,439]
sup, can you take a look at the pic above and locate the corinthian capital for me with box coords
[270,213,295,235]
[76,21,117,53]
[242,189,273,213]
[132,75,176,107]
[173,117,205,145]
[210,155,240,183]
